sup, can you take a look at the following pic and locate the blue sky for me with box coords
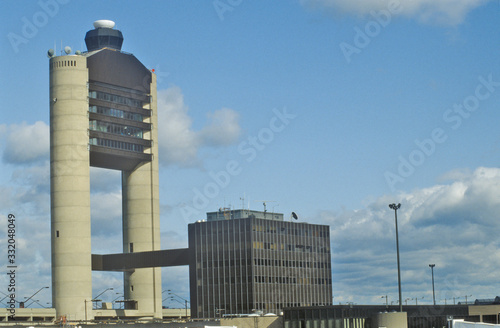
[0,0,499,309]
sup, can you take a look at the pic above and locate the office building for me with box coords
[49,20,161,320]
[188,209,332,318]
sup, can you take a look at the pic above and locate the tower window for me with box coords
[89,105,143,122]
[88,90,143,108]
[89,120,143,138]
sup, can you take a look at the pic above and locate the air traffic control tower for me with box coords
[49,20,161,320]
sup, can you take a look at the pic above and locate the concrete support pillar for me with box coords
[122,74,162,318]
[49,55,92,321]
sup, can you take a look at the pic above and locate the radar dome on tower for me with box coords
[93,20,115,29]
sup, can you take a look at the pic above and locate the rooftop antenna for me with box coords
[254,200,276,218]
[240,194,245,210]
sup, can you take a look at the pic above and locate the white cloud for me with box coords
[2,121,49,164]
[199,108,241,147]
[157,86,241,167]
[157,87,200,167]
[301,0,491,25]
[317,167,500,304]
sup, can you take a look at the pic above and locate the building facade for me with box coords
[188,209,332,318]
[49,20,161,320]
[283,304,472,328]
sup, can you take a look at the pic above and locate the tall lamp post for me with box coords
[381,295,388,308]
[429,264,436,305]
[24,286,49,307]
[92,287,113,309]
[168,290,189,318]
[389,203,403,312]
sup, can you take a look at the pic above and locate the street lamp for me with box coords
[381,295,388,308]
[0,294,9,306]
[462,295,472,305]
[168,290,189,318]
[112,293,123,302]
[24,286,49,306]
[112,294,124,309]
[92,287,114,309]
[0,291,20,307]
[389,203,403,312]
[429,264,436,305]
[26,299,45,308]
[168,296,190,317]
[412,296,423,306]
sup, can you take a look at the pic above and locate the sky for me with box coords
[0,0,499,310]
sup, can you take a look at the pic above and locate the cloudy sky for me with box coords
[0,0,499,309]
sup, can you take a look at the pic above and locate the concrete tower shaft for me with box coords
[49,55,92,321]
[122,74,162,317]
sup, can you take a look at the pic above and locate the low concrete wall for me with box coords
[372,311,408,328]
[221,316,283,328]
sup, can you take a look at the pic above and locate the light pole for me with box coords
[381,295,388,308]
[24,286,49,307]
[84,299,92,322]
[168,290,189,318]
[413,296,423,305]
[30,299,48,308]
[26,299,44,307]
[389,203,403,312]
[112,294,124,309]
[92,287,113,309]
[0,295,9,306]
[429,264,436,305]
